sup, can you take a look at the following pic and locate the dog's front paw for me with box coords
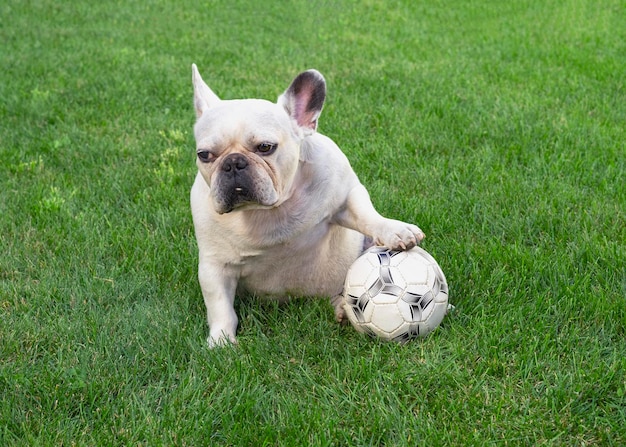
[374,220,425,251]
[207,329,238,348]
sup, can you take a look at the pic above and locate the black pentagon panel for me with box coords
[431,275,448,296]
[408,306,420,321]
[408,291,434,320]
[377,251,404,296]
[419,291,434,309]
[367,249,405,298]
[392,330,412,344]
[346,293,370,323]
[376,250,392,266]
[402,291,422,304]
[439,277,449,295]
[379,264,394,284]
[432,276,441,295]
[362,326,378,339]
[374,248,402,264]
[381,283,404,296]
[367,277,384,296]
[392,325,420,343]
[345,293,359,307]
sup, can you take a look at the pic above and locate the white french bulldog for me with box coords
[190,64,425,346]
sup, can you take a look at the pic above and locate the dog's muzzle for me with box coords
[214,153,257,213]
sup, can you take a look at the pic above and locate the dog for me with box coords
[190,64,425,346]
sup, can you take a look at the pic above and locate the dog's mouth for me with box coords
[214,181,279,214]
[215,186,255,213]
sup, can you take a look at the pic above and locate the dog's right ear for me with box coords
[192,64,221,119]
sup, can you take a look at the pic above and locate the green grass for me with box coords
[1,0,625,445]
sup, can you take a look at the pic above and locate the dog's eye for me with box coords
[197,151,214,163]
[257,142,277,155]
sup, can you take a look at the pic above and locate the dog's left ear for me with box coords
[278,70,326,131]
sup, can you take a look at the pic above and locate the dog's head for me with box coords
[192,65,326,214]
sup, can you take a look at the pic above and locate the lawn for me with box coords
[1,0,625,445]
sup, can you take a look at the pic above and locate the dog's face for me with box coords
[192,66,324,214]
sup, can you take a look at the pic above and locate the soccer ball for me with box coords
[342,246,449,343]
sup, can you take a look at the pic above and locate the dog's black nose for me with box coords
[222,154,248,172]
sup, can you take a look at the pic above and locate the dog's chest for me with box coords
[237,253,338,298]
[232,225,363,298]
[237,253,313,296]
